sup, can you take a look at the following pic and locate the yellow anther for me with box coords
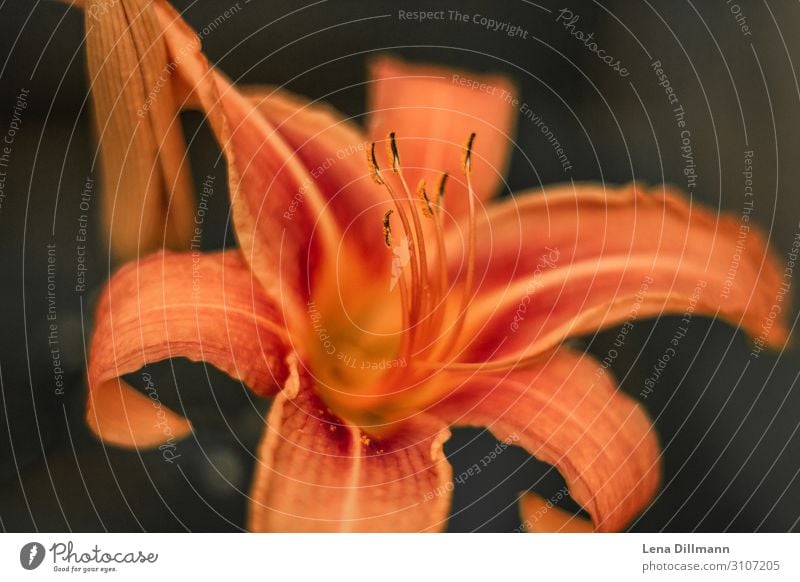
[462,132,476,174]
[386,131,400,172]
[417,179,433,218]
[367,142,384,185]
[383,209,394,247]
[436,172,449,207]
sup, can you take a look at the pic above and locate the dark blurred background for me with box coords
[1,0,799,532]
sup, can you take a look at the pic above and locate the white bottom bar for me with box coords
[1,533,797,580]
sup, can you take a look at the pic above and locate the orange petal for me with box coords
[430,348,661,532]
[452,182,788,364]
[150,2,385,308]
[248,382,452,532]
[242,86,391,273]
[89,377,193,449]
[88,250,291,448]
[82,0,194,259]
[519,492,593,533]
[367,55,517,216]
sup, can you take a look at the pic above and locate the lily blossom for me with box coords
[78,0,787,531]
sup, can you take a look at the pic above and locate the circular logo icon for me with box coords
[19,542,45,570]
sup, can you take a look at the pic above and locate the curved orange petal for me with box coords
[248,381,452,532]
[450,182,788,364]
[519,492,593,533]
[367,55,517,216]
[88,250,292,448]
[242,86,391,274]
[81,0,195,259]
[430,348,661,532]
[150,2,385,310]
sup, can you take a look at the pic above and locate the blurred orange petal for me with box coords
[453,182,787,364]
[248,382,452,532]
[367,55,517,217]
[519,492,593,533]
[83,0,194,259]
[88,250,291,448]
[431,348,661,532]
[88,378,193,449]
[153,2,387,309]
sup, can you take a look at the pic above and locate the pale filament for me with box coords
[369,142,423,333]
[432,133,477,361]
[387,132,434,332]
[367,132,479,374]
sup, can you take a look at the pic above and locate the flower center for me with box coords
[369,132,478,367]
[307,132,481,431]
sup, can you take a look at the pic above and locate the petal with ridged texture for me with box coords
[87,250,291,448]
[248,381,452,532]
[448,183,787,366]
[152,2,387,312]
[430,348,660,532]
[83,0,195,259]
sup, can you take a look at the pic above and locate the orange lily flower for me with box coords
[80,0,788,532]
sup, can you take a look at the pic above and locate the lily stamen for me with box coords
[383,209,414,359]
[414,178,448,346]
[382,209,394,247]
[435,133,478,359]
[462,132,476,173]
[417,179,434,218]
[433,172,450,313]
[422,173,452,351]
[385,132,434,352]
[368,142,384,185]
[386,130,401,173]
[436,172,448,212]
[368,140,423,345]
[369,133,482,365]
